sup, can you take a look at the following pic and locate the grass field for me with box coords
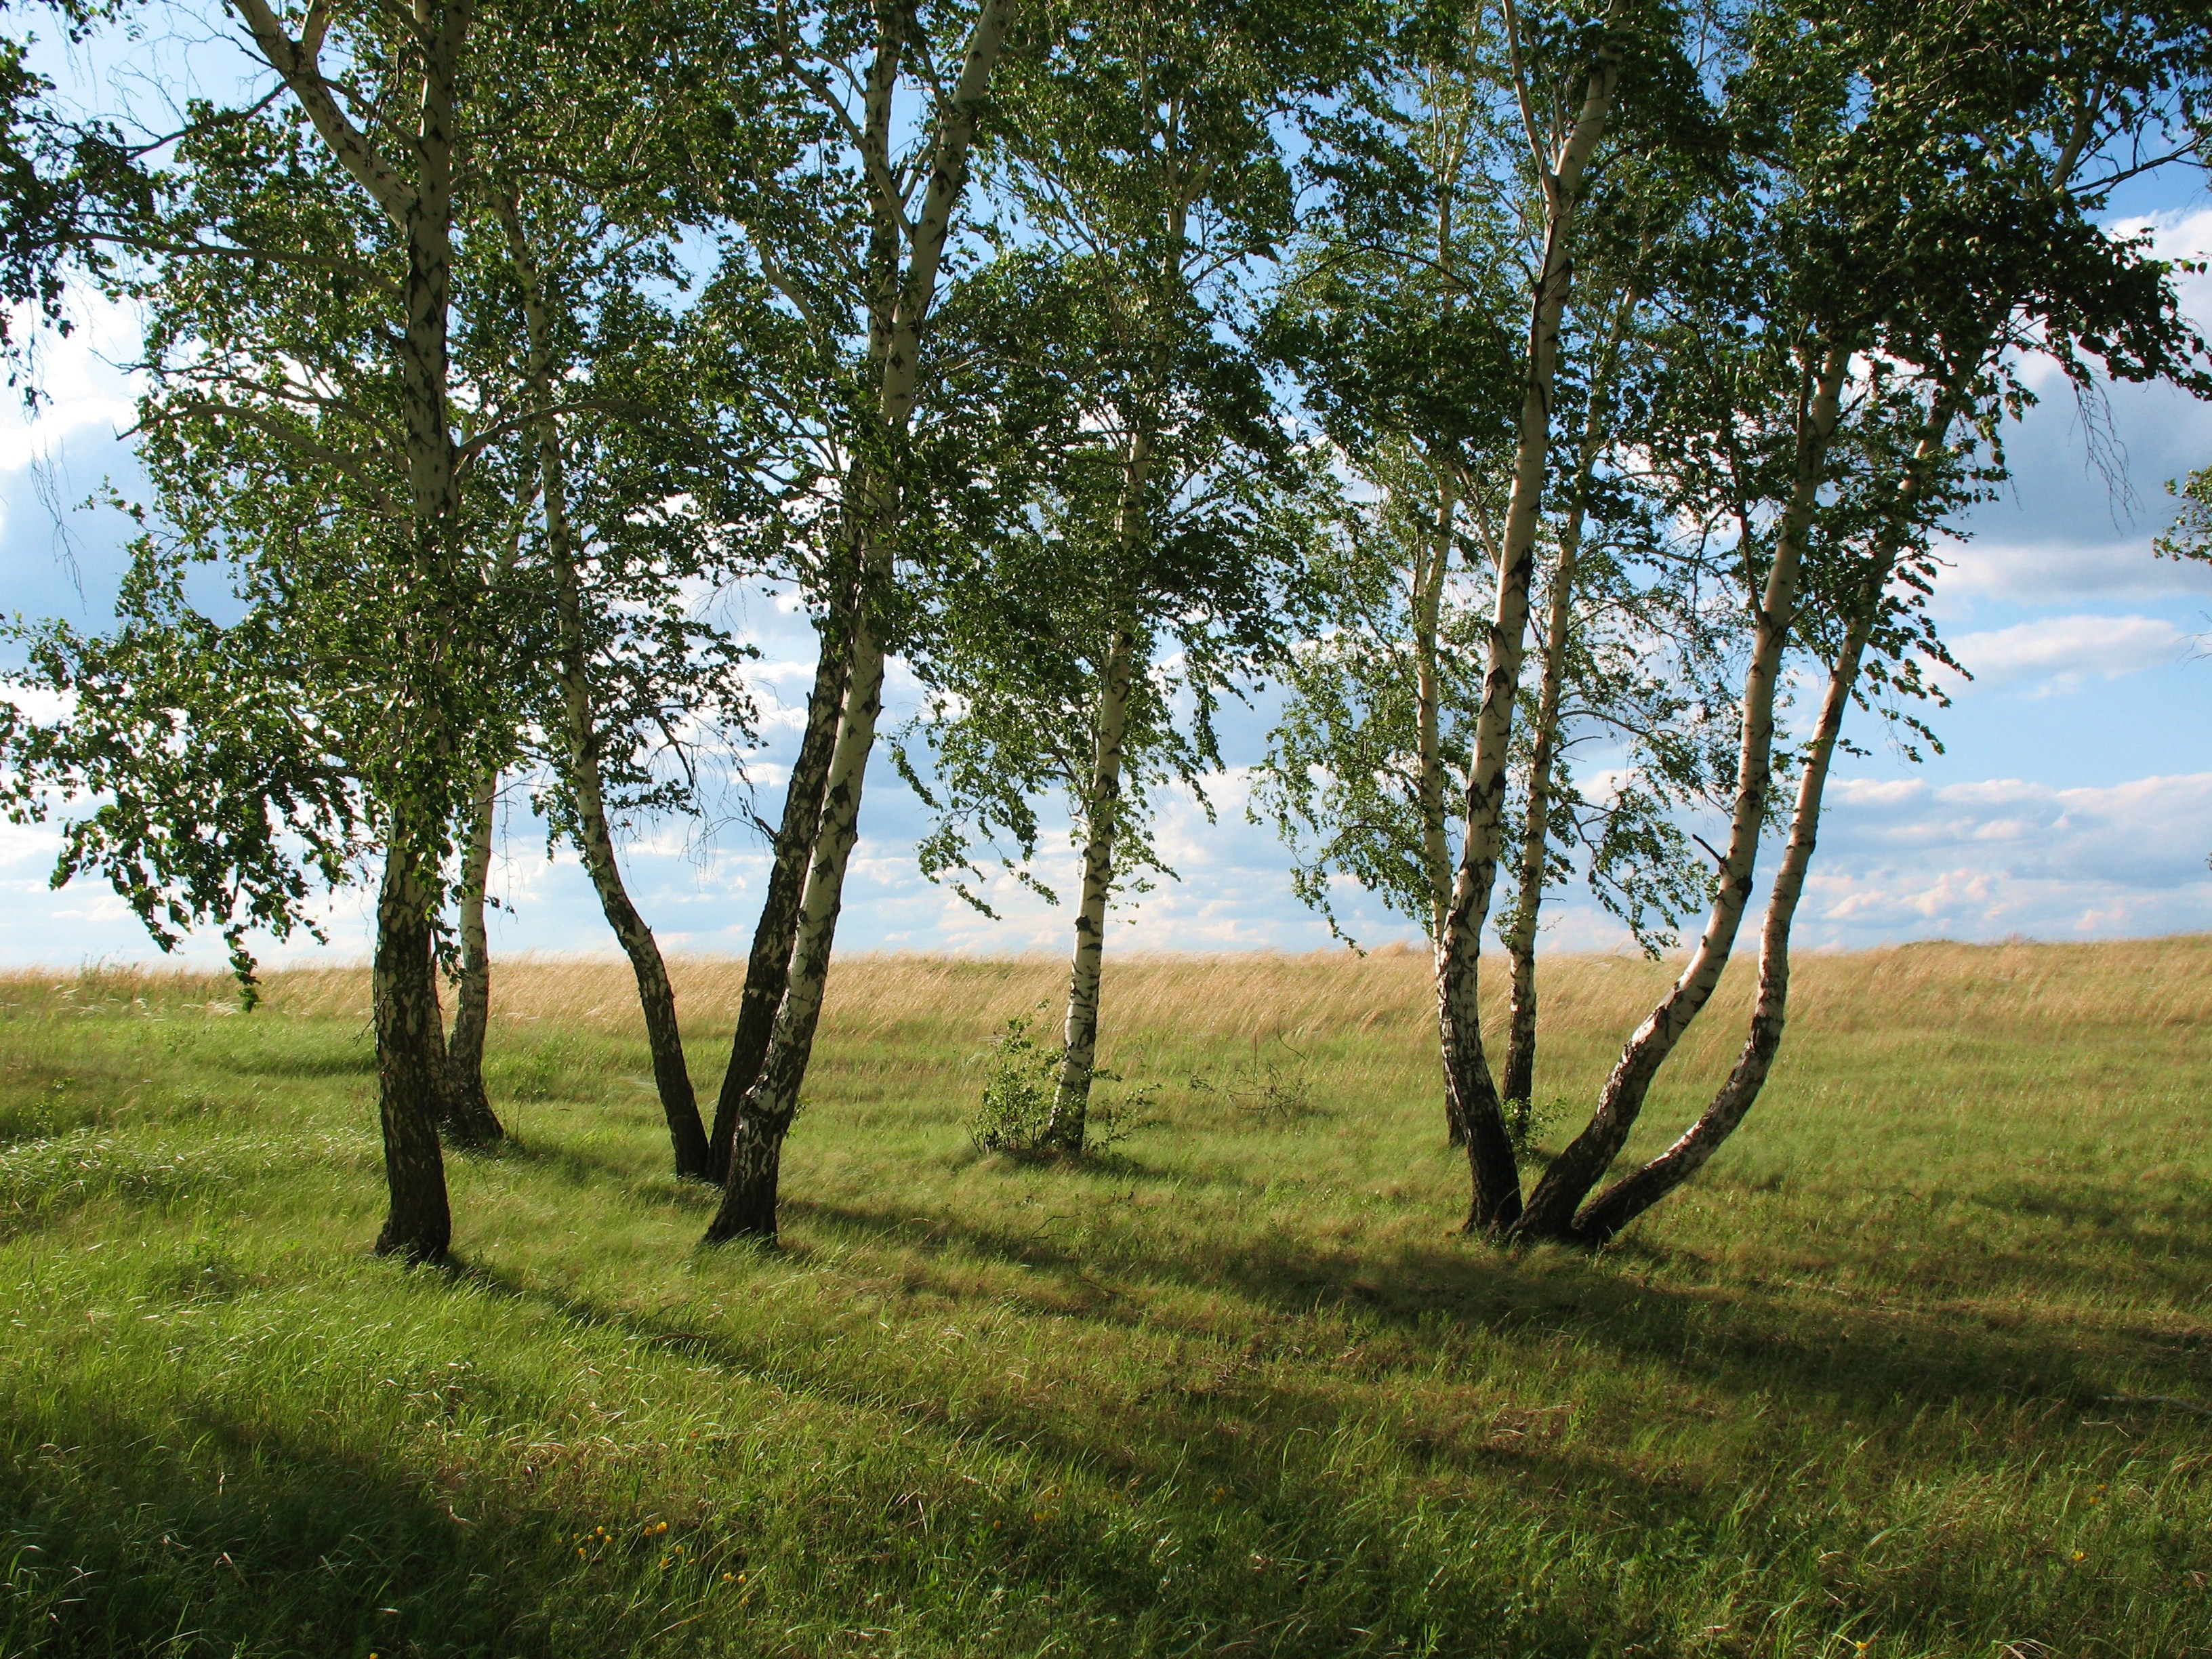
[1,938,2209,1658]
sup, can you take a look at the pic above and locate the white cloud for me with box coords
[1938,536,2212,602]
[0,294,142,478]
[1801,770,2212,945]
[1948,613,2191,693]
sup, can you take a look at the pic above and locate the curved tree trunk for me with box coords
[1511,339,1851,1241]
[442,767,504,1144]
[1499,285,1636,1115]
[1435,36,1622,1235]
[1569,602,1870,1242]
[707,626,887,1242]
[1567,363,1980,1242]
[501,197,710,1181]
[1416,465,1465,1146]
[373,832,454,1262]
[1046,621,1136,1151]
[708,600,853,1182]
[705,0,1012,1230]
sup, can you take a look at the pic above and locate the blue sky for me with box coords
[1,49,2209,968]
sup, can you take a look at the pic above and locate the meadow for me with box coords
[1,937,2208,1658]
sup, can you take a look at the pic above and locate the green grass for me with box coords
[1,941,2209,1658]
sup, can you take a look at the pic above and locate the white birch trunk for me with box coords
[1415,465,1462,1141]
[1512,340,1853,1240]
[1500,285,1635,1113]
[233,0,471,1259]
[1434,35,1622,1232]
[1568,368,1977,1240]
[1046,622,1137,1149]
[706,624,887,1240]
[706,0,1014,1240]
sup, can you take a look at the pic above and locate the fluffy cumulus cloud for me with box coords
[1947,613,2192,693]
[1795,771,2212,945]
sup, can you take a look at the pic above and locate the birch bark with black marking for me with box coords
[1570,367,1975,1240]
[1434,31,1622,1233]
[1511,340,1851,1241]
[232,0,474,1256]
[443,768,504,1145]
[503,199,710,1180]
[706,626,886,1240]
[706,0,1014,1240]
[708,605,851,1181]
[373,832,453,1261]
[1500,287,1635,1114]
[1044,622,1135,1151]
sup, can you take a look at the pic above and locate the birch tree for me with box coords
[1266,0,1712,1167]
[705,0,1020,1242]
[887,0,1327,1153]
[1552,0,2212,1243]
[1,0,731,1258]
[487,182,761,1181]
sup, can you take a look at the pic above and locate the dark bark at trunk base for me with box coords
[1447,1048,1523,1235]
[710,615,850,1183]
[704,1122,786,1243]
[442,772,504,1147]
[1500,957,1537,1116]
[439,1042,504,1146]
[373,842,453,1263]
[628,956,710,1179]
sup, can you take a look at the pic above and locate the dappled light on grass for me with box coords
[2,940,2209,1656]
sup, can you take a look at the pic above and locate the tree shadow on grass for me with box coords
[778,1193,2181,1420]
[444,1255,1753,1652]
[435,1244,2198,1659]
[0,1391,573,1658]
[479,1135,718,1211]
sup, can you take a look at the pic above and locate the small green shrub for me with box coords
[968,1008,1059,1153]
[1502,1095,1564,1168]
[969,1008,1149,1154]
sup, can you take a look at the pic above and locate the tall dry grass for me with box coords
[11,933,2210,1055]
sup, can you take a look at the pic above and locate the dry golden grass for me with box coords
[81,929,2207,1058]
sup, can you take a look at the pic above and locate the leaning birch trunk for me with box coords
[708,598,852,1181]
[1498,286,1635,1114]
[502,198,711,1180]
[373,830,455,1261]
[1045,621,1138,1151]
[1511,339,1852,1240]
[1434,35,1622,1234]
[548,492,712,1179]
[1534,75,2104,1246]
[1570,600,1871,1243]
[1416,464,1464,1145]
[703,0,1014,1241]
[1566,363,1980,1241]
[443,768,504,1145]
[705,626,887,1240]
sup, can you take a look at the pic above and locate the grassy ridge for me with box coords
[1,939,2209,1657]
